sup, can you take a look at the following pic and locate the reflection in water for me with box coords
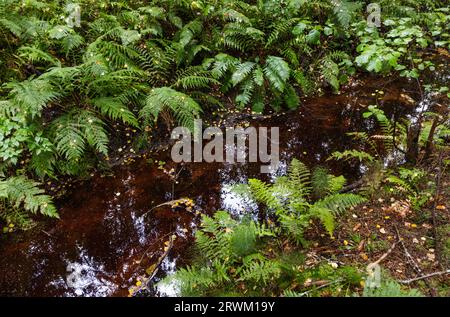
[62,246,117,297]
[0,76,437,297]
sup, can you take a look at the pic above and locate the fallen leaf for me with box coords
[353,223,361,231]
[358,240,365,251]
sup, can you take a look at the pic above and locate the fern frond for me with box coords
[52,110,108,160]
[92,97,139,127]
[385,175,416,195]
[264,56,290,92]
[231,62,256,86]
[140,87,202,131]
[332,0,362,28]
[287,158,312,198]
[174,67,220,90]
[18,46,61,66]
[309,206,335,236]
[328,150,375,163]
[266,18,300,47]
[7,79,60,118]
[0,176,58,218]
[223,23,265,51]
[248,179,283,212]
[312,167,347,197]
[239,260,280,283]
[315,193,366,216]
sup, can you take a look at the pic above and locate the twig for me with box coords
[146,235,175,283]
[431,149,444,266]
[130,235,176,295]
[296,279,343,297]
[368,240,399,267]
[339,178,365,193]
[395,225,423,274]
[394,225,437,296]
[139,198,187,218]
[399,269,450,284]
[41,230,53,237]
[137,231,174,265]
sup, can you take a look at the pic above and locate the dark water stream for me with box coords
[0,74,444,296]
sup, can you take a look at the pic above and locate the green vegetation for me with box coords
[0,0,448,298]
[159,160,368,296]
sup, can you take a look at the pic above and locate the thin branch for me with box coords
[296,278,343,297]
[368,239,399,267]
[399,269,450,284]
[395,225,437,296]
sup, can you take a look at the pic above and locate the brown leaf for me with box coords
[357,240,365,251]
[353,223,362,232]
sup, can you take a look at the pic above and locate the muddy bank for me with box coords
[0,76,433,297]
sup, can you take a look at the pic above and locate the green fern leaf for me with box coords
[0,176,58,218]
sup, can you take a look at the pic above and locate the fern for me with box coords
[364,105,395,151]
[320,51,351,91]
[266,18,300,47]
[332,0,362,28]
[0,176,58,218]
[309,206,335,236]
[315,193,366,216]
[51,110,108,161]
[264,56,290,92]
[239,159,365,239]
[159,210,277,295]
[222,23,265,52]
[174,67,220,90]
[6,79,60,118]
[287,158,312,198]
[239,259,281,283]
[92,97,139,127]
[18,46,61,66]
[328,150,375,163]
[140,87,202,131]
[247,179,283,212]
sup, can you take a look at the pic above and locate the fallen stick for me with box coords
[394,225,438,296]
[395,225,423,275]
[368,240,399,267]
[399,269,450,284]
[294,278,343,297]
[147,235,175,283]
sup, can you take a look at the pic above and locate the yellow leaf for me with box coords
[146,264,156,275]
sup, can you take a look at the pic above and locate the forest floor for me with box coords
[314,174,450,296]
